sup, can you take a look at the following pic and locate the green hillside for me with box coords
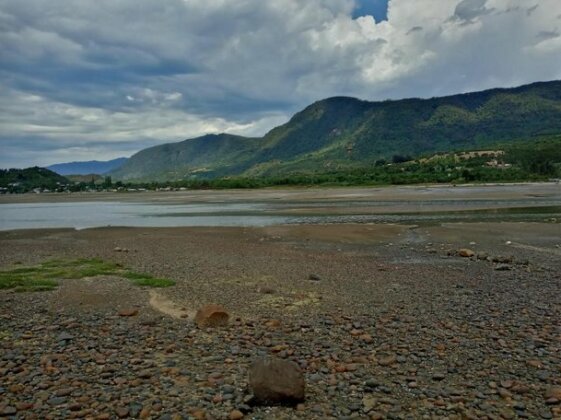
[110,80,561,181]
[0,167,70,193]
[110,134,260,181]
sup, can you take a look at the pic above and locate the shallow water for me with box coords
[0,199,560,230]
[0,202,288,230]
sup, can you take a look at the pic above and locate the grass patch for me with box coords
[0,258,175,292]
[122,272,176,288]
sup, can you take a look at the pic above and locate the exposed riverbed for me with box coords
[1,183,560,230]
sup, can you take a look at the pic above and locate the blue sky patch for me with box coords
[353,0,389,21]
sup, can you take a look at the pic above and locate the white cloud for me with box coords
[0,0,560,167]
[0,88,289,167]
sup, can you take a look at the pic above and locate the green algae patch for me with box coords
[0,258,175,292]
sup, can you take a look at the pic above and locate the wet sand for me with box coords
[1,182,560,207]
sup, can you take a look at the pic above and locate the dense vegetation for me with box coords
[110,80,561,181]
[3,136,560,193]
[0,167,69,193]
[0,167,115,193]
[110,134,260,181]
[114,135,561,189]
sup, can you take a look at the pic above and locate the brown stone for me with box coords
[346,363,359,372]
[139,408,150,419]
[545,386,561,400]
[500,380,513,389]
[9,384,24,393]
[499,388,512,399]
[377,354,397,366]
[248,357,305,405]
[526,359,542,368]
[195,304,229,328]
[265,319,281,329]
[190,409,206,420]
[115,407,129,418]
[458,248,475,258]
[15,402,33,411]
[229,410,244,420]
[130,379,142,387]
[68,403,81,412]
[435,343,446,352]
[511,382,530,394]
[118,309,138,317]
[334,364,347,373]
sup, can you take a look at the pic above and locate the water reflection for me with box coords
[0,201,559,230]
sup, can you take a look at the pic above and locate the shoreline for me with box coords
[1,182,560,232]
[1,181,559,204]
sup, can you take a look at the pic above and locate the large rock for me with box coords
[194,304,229,328]
[545,386,561,400]
[248,357,305,405]
[118,309,139,317]
[458,248,475,258]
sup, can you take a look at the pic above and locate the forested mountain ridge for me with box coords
[110,80,561,181]
[48,158,128,175]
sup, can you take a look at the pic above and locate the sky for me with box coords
[1,0,560,168]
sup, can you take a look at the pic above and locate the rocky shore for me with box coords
[1,221,560,419]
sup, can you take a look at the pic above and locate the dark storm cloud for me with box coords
[453,0,491,22]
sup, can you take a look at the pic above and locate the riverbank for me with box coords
[1,183,560,232]
[1,221,560,418]
[1,182,560,204]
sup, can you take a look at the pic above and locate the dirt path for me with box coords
[148,290,193,320]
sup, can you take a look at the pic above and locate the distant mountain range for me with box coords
[47,157,128,176]
[108,80,561,181]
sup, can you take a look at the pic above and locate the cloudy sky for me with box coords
[1,0,560,168]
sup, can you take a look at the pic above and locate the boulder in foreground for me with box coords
[248,357,305,405]
[195,304,229,328]
[118,309,138,317]
[458,249,475,258]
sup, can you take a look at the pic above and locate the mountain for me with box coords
[65,174,105,184]
[48,157,128,176]
[110,80,561,181]
[110,134,260,181]
[0,167,69,192]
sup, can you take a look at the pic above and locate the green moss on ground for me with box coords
[0,258,175,292]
